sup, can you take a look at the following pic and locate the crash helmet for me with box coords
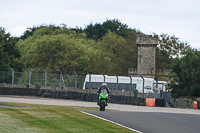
[102,83,107,87]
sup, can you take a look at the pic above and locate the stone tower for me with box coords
[136,35,158,76]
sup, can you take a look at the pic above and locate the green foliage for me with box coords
[18,27,36,41]
[1,83,6,87]
[18,24,74,41]
[133,89,138,98]
[17,23,138,76]
[88,31,137,75]
[169,50,200,97]
[84,19,133,41]
[0,27,25,71]
[48,77,59,89]
[156,34,191,70]
[17,26,94,74]
[34,82,42,89]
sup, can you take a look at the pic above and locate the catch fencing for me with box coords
[0,70,135,96]
[0,70,84,91]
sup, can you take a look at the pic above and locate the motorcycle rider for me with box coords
[97,83,110,105]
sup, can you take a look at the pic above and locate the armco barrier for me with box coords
[0,87,165,106]
[0,87,39,96]
[0,88,134,105]
[132,97,145,106]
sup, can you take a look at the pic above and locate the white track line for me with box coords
[80,111,142,133]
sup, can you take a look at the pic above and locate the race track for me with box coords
[82,110,200,133]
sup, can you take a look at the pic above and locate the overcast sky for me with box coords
[1,0,200,49]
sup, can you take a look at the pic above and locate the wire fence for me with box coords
[0,71,84,90]
[0,71,135,96]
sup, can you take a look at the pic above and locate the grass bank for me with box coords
[0,102,135,133]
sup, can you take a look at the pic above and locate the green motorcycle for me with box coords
[98,89,109,111]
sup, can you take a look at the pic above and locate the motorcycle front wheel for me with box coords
[100,101,106,111]
[102,101,105,111]
[100,103,102,111]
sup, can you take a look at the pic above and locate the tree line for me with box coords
[0,19,199,97]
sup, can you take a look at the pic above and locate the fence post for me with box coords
[66,74,69,88]
[102,73,105,83]
[43,69,47,89]
[154,76,158,88]
[141,76,144,98]
[87,73,91,95]
[27,69,31,88]
[74,72,77,92]
[58,69,62,90]
[87,72,91,102]
[10,68,14,88]
[129,75,132,97]
[115,75,118,96]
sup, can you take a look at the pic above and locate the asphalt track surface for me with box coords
[82,110,200,133]
[1,96,200,133]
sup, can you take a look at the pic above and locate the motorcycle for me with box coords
[98,89,108,111]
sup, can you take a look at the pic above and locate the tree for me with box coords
[169,50,200,98]
[17,27,37,41]
[89,31,137,75]
[0,27,24,71]
[84,19,132,41]
[17,26,95,74]
[156,34,191,70]
[17,24,73,41]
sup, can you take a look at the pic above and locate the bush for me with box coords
[133,89,138,98]
[35,82,42,89]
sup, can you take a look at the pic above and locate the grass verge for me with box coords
[0,102,135,133]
